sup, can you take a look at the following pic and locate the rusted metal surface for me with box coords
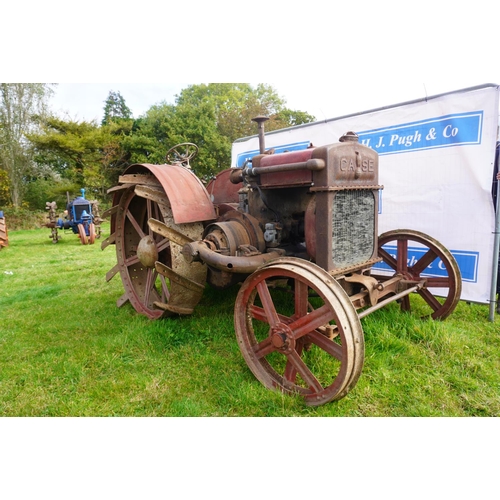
[109,182,207,320]
[234,257,364,406]
[371,229,462,319]
[103,129,462,407]
[0,211,8,249]
[206,168,241,205]
[120,164,216,225]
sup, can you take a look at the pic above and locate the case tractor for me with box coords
[102,117,461,406]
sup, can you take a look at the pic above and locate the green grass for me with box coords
[1,225,499,416]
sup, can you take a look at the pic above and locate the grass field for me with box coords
[1,224,499,417]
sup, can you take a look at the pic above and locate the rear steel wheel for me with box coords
[373,229,461,319]
[235,258,364,406]
[111,179,207,319]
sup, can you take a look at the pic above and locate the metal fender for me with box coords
[122,163,217,224]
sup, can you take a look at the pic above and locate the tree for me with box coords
[28,116,133,199]
[0,83,54,206]
[101,90,132,126]
[162,83,316,178]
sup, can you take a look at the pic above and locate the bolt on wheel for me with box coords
[234,258,364,406]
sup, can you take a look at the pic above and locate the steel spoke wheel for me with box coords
[114,181,207,319]
[373,229,461,319]
[235,258,364,406]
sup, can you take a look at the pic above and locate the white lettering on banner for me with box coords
[358,112,483,155]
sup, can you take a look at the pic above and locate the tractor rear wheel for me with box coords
[110,179,207,319]
[234,258,364,406]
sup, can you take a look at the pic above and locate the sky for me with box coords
[5,1,499,128]
[49,79,499,127]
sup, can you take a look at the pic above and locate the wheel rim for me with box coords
[114,182,207,319]
[78,223,88,245]
[373,229,461,319]
[234,258,364,406]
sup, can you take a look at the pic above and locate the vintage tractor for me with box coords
[0,210,8,249]
[45,189,103,245]
[102,119,461,406]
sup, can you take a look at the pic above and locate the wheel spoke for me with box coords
[379,246,397,270]
[305,330,343,360]
[285,349,323,393]
[294,279,309,319]
[289,303,335,340]
[159,274,170,301]
[252,337,276,359]
[143,269,158,306]
[156,237,170,253]
[411,248,437,275]
[418,288,443,312]
[283,341,304,383]
[397,239,408,273]
[124,254,140,266]
[126,209,146,239]
[248,304,292,325]
[256,280,280,327]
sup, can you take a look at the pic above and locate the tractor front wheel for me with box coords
[234,258,364,406]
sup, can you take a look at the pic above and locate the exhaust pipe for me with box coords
[182,240,283,274]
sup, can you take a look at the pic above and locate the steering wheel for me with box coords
[166,143,199,168]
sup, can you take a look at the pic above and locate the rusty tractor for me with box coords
[0,210,7,249]
[102,119,461,406]
[45,189,103,245]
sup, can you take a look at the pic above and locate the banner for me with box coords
[231,85,500,303]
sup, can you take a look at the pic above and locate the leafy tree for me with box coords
[28,116,133,199]
[102,90,132,126]
[160,83,316,178]
[0,83,54,206]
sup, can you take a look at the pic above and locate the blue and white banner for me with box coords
[231,85,499,304]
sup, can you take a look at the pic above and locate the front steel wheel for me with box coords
[373,229,462,319]
[234,258,364,406]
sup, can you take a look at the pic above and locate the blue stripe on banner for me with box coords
[357,111,483,155]
[372,245,480,283]
[236,141,310,167]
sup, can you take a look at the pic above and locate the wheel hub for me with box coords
[271,324,294,351]
[136,235,158,268]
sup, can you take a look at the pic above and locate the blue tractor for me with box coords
[45,189,102,244]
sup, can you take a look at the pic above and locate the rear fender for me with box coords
[118,163,217,225]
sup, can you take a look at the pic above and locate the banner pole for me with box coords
[489,145,500,322]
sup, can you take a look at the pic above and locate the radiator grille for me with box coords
[332,190,375,268]
[74,204,91,221]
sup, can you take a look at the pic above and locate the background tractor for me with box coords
[45,189,103,245]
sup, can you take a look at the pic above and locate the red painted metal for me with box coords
[206,168,241,204]
[123,163,217,224]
